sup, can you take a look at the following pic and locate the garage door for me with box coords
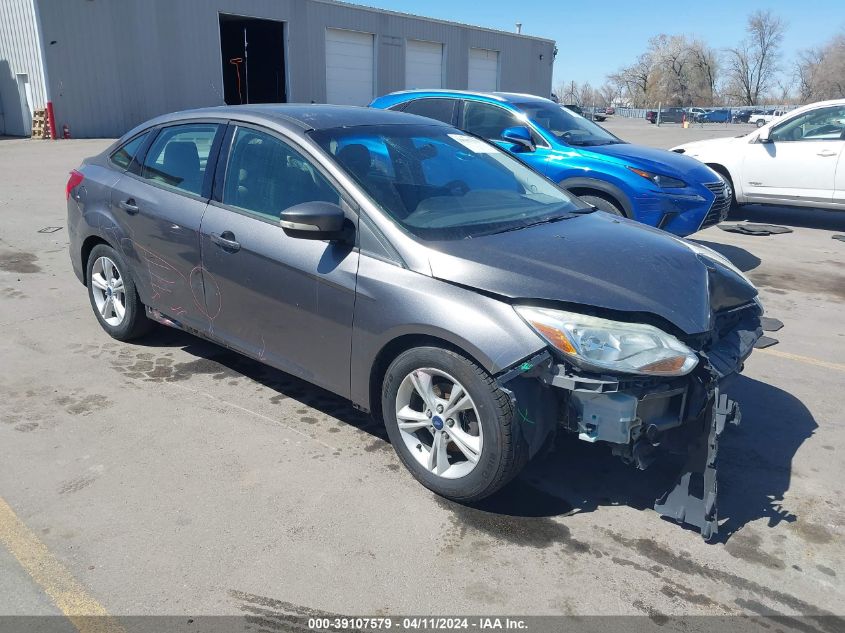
[405,40,443,89]
[468,48,499,92]
[325,28,374,105]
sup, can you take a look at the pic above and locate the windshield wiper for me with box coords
[482,213,585,236]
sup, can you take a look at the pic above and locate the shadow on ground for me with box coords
[454,374,816,543]
[734,205,845,232]
[134,326,387,441]
[137,326,816,543]
[691,239,762,272]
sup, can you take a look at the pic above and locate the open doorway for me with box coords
[219,14,286,105]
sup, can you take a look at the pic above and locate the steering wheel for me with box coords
[443,179,470,196]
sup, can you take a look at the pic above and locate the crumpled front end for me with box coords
[498,301,764,541]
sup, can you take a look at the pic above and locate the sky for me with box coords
[356,0,845,87]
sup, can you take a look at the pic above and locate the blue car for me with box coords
[369,90,731,236]
[694,109,732,123]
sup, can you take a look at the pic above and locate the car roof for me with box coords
[138,104,451,132]
[378,89,555,106]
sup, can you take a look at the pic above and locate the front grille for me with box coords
[699,181,731,229]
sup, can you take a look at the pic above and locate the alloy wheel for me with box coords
[394,368,483,479]
[90,256,126,327]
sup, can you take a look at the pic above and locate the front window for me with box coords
[770,106,845,142]
[310,124,588,240]
[462,101,525,141]
[516,103,621,147]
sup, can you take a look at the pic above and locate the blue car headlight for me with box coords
[627,166,687,189]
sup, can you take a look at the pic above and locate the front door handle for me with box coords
[817,150,838,157]
[210,231,240,252]
[119,199,139,214]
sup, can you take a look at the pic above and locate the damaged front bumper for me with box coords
[499,304,764,540]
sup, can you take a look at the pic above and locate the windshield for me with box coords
[310,124,589,240]
[515,103,621,147]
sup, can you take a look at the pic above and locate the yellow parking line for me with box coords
[0,497,125,633]
[757,347,845,372]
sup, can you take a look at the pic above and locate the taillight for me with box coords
[66,169,84,200]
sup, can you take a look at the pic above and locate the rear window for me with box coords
[140,124,222,196]
[109,132,150,170]
[402,98,456,125]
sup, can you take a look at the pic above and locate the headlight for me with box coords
[515,306,698,376]
[627,166,686,189]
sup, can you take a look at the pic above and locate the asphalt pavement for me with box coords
[0,120,843,630]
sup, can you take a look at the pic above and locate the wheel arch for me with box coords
[559,177,634,218]
[80,235,112,285]
[704,162,742,203]
[367,333,491,422]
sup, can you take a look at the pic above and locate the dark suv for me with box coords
[646,107,687,124]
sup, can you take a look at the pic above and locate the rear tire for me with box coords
[381,346,525,502]
[577,194,625,217]
[755,119,765,128]
[86,244,152,341]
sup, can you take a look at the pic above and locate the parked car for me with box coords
[646,107,687,124]
[751,109,787,127]
[582,106,607,122]
[688,107,708,120]
[562,103,584,116]
[695,109,731,123]
[731,110,752,123]
[67,104,763,539]
[605,106,615,115]
[672,99,845,211]
[371,90,732,236]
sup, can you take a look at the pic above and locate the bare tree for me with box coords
[725,10,786,105]
[795,33,845,102]
[608,52,655,107]
[688,38,720,105]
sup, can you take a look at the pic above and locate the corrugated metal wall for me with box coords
[33,0,555,137]
[0,0,47,136]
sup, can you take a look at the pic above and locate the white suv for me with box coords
[672,99,845,212]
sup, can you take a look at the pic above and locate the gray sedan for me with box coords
[66,105,763,539]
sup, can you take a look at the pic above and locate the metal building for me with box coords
[0,0,556,138]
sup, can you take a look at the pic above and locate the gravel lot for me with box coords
[1,119,843,629]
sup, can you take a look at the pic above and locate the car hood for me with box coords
[582,142,720,181]
[672,134,749,156]
[426,212,757,336]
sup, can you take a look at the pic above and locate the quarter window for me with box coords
[223,127,340,220]
[141,124,221,196]
[402,99,457,125]
[110,132,150,171]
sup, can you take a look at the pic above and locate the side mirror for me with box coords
[758,127,772,143]
[501,126,536,152]
[279,201,349,241]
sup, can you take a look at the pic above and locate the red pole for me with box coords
[45,101,57,140]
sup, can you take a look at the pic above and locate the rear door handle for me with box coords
[210,231,240,252]
[119,199,139,214]
[817,150,838,157]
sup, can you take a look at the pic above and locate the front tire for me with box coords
[87,244,151,341]
[756,119,765,128]
[577,194,624,217]
[381,347,524,502]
